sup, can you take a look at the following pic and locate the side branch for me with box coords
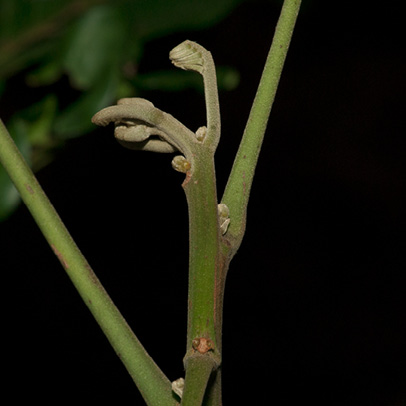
[221,0,302,252]
[0,119,176,406]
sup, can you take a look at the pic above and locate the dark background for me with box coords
[2,0,405,404]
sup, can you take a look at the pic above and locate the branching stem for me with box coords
[1,1,302,405]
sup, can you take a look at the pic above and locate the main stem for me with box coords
[183,146,220,359]
[180,141,224,405]
[184,1,302,403]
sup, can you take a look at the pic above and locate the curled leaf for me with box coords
[92,97,196,156]
[170,40,206,74]
[169,40,220,149]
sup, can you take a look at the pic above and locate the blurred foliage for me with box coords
[0,0,243,221]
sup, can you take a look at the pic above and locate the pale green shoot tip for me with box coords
[169,40,205,74]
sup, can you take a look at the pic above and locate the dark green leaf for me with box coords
[0,0,69,40]
[26,59,64,87]
[54,69,120,138]
[63,4,128,90]
[124,0,244,39]
[134,66,239,92]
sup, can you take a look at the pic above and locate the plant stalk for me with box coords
[0,119,176,406]
[181,355,215,406]
[221,0,302,253]
[182,146,221,363]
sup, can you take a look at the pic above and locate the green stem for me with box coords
[169,40,220,150]
[221,0,302,252]
[0,119,176,406]
[201,49,221,150]
[183,145,221,362]
[168,41,223,398]
[181,355,215,406]
[90,70,222,400]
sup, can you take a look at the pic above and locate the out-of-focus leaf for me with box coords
[0,0,68,39]
[21,95,58,147]
[63,4,128,90]
[217,66,240,91]
[116,79,137,101]
[134,66,240,93]
[0,118,31,221]
[0,38,58,79]
[54,69,119,138]
[125,0,244,39]
[2,96,58,171]
[135,70,204,92]
[0,0,72,76]
[0,167,21,221]
[27,96,59,172]
[26,59,63,87]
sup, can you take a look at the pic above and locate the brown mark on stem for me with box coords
[25,183,34,195]
[51,244,69,269]
[192,337,214,354]
[182,170,192,188]
[85,263,101,286]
